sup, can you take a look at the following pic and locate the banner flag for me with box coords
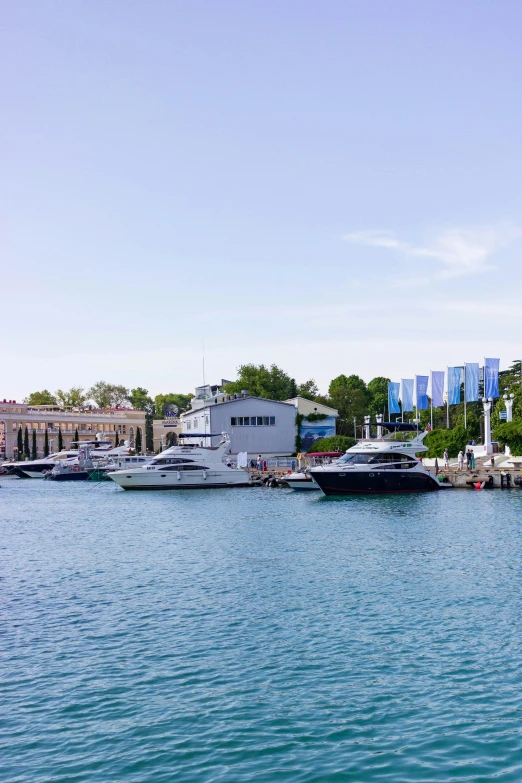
[388,382,400,415]
[415,375,429,410]
[401,379,414,412]
[484,358,500,398]
[431,371,444,407]
[447,367,462,405]
[465,363,479,402]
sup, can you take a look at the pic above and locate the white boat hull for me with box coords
[285,473,321,491]
[108,468,251,490]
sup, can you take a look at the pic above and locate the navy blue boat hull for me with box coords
[311,470,440,495]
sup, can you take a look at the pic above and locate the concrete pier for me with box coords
[433,469,522,489]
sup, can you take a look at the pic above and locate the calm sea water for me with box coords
[2,479,522,782]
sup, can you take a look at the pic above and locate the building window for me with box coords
[186,421,191,430]
[194,418,198,428]
[230,415,276,426]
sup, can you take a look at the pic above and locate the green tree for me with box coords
[24,426,30,458]
[424,426,474,459]
[129,387,155,415]
[154,393,193,417]
[297,379,319,400]
[225,364,295,400]
[493,421,522,455]
[130,387,155,452]
[73,428,79,449]
[88,382,130,409]
[44,429,49,457]
[367,377,390,417]
[31,429,37,459]
[328,375,369,435]
[135,427,142,455]
[58,427,63,451]
[55,387,88,408]
[24,389,57,405]
[17,426,23,460]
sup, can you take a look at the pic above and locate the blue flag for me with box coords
[431,371,444,407]
[465,363,479,402]
[388,382,400,414]
[415,375,429,410]
[401,379,414,412]
[484,358,500,398]
[447,367,462,405]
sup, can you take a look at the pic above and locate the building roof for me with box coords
[182,396,295,417]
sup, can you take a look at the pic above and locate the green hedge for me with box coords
[423,426,473,458]
[493,421,522,455]
[304,436,356,453]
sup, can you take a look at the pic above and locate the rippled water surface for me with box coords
[2,479,522,782]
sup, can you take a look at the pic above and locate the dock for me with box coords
[434,468,522,489]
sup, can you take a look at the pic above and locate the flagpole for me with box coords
[446,367,449,428]
[464,363,467,430]
[430,372,433,430]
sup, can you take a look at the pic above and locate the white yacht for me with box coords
[310,423,440,495]
[4,450,79,478]
[107,433,251,490]
[44,438,140,481]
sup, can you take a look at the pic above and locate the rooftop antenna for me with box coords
[202,339,208,443]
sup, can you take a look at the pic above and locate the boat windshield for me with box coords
[337,452,418,465]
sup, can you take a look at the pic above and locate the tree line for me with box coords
[22,359,522,455]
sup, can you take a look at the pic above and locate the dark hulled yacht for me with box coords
[310,423,440,495]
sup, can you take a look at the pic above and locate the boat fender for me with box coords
[177,471,181,481]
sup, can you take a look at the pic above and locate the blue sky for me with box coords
[2,1,522,400]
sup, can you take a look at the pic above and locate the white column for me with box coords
[364,415,370,440]
[482,398,493,455]
[376,413,383,439]
[504,394,514,456]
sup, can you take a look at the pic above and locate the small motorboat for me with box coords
[285,452,342,491]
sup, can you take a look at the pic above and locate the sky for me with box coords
[2,0,522,400]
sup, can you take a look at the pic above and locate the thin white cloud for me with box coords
[343,225,521,280]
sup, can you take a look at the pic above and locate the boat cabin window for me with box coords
[154,457,194,465]
[338,452,418,465]
[161,464,207,471]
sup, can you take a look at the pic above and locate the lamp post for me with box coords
[504,393,514,423]
[363,415,370,440]
[482,397,493,455]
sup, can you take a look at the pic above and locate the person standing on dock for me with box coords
[470,451,475,470]
[443,449,450,471]
[458,450,464,471]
